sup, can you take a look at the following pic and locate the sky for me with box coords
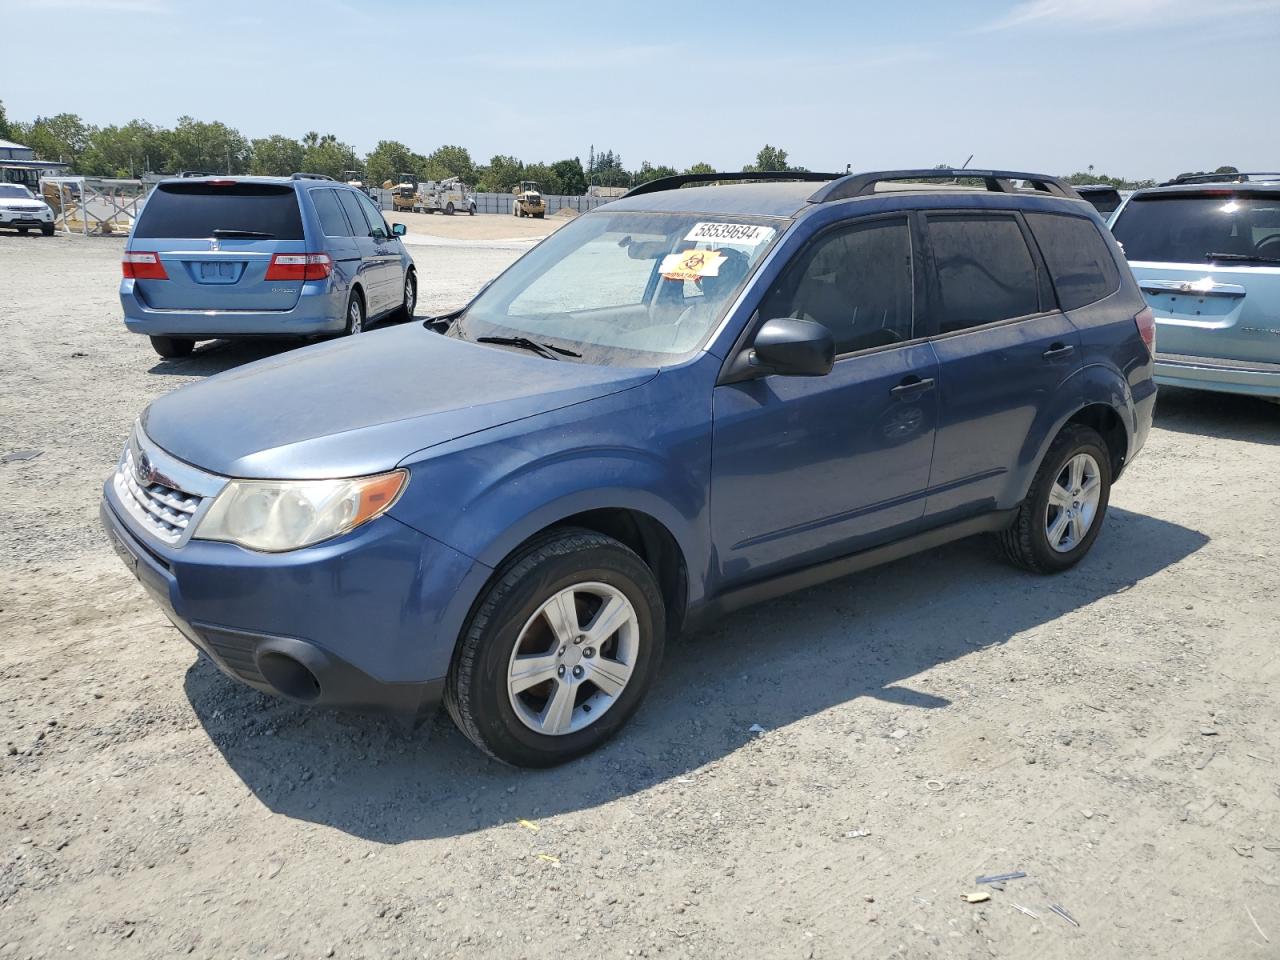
[2,0,1279,180]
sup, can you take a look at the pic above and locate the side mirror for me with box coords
[392,222,407,237]
[752,318,834,377]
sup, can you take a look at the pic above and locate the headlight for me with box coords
[194,470,407,552]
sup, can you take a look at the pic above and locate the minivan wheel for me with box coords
[149,335,195,359]
[345,291,365,335]
[999,424,1111,574]
[444,528,665,767]
[393,270,416,322]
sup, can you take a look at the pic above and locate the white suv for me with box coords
[0,183,56,235]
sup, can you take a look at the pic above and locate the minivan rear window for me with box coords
[134,182,304,240]
[1110,192,1280,264]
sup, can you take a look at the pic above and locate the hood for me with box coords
[143,325,657,479]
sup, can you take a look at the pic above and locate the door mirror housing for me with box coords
[751,318,835,377]
[391,222,407,237]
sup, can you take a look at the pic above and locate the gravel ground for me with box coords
[1,234,1278,960]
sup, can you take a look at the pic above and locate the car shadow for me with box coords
[146,318,414,378]
[1155,385,1279,445]
[183,507,1206,842]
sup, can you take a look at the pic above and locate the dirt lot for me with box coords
[1,234,1278,960]
[384,208,567,246]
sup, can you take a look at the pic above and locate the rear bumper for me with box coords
[119,279,345,338]
[100,485,485,721]
[1154,352,1280,399]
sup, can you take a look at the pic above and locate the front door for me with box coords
[710,215,938,587]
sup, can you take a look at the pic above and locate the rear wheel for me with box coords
[345,291,365,335]
[392,270,416,322]
[445,202,455,216]
[444,528,665,767]
[150,336,195,359]
[999,424,1111,573]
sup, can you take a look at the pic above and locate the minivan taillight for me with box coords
[1135,305,1156,355]
[122,251,168,280]
[264,253,333,281]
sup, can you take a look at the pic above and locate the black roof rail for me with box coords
[623,170,842,198]
[810,169,1079,203]
[177,170,218,178]
[291,172,336,181]
[1158,171,1280,186]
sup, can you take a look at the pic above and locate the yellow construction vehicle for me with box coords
[512,180,546,219]
[388,173,418,213]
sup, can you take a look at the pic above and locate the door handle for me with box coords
[1042,343,1075,360]
[890,375,936,399]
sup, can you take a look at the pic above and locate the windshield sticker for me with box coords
[684,222,775,247]
[660,250,727,282]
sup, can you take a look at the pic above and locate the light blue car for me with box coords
[120,174,417,359]
[1109,173,1280,400]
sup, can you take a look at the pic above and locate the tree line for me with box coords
[0,102,802,196]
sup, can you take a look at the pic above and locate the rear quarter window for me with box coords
[134,182,304,240]
[1026,212,1120,311]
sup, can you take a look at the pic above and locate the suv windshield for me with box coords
[134,182,304,239]
[0,185,35,200]
[1111,191,1280,263]
[453,211,782,365]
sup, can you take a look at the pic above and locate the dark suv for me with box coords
[102,168,1156,766]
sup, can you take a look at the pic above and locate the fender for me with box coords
[1005,360,1136,507]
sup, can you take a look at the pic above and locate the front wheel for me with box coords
[41,224,55,236]
[444,528,665,767]
[999,424,1111,574]
[149,335,195,359]
[445,202,455,216]
[468,204,476,216]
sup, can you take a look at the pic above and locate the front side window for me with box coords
[356,192,390,237]
[1110,192,1280,264]
[455,211,782,365]
[928,214,1039,333]
[1026,212,1120,311]
[758,217,914,355]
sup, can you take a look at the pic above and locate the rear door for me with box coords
[308,187,361,288]
[336,190,386,313]
[1110,190,1280,365]
[920,211,1082,521]
[128,181,305,311]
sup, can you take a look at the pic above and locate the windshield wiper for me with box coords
[1205,251,1280,264]
[212,229,274,239]
[475,335,581,360]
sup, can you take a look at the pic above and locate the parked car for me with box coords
[119,174,417,359]
[1109,173,1280,399]
[0,183,56,235]
[101,168,1155,766]
[1073,184,1123,219]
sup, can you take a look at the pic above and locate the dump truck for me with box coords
[512,180,546,218]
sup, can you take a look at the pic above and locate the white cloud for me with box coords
[982,0,1280,31]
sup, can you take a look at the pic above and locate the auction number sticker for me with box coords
[684,222,775,246]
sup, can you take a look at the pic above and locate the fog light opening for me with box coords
[258,652,322,703]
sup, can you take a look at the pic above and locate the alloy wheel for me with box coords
[1044,452,1102,553]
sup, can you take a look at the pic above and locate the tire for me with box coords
[535,212,545,219]
[999,424,1112,574]
[344,290,365,335]
[150,335,195,359]
[468,204,476,216]
[445,202,455,216]
[17,227,28,235]
[41,224,54,236]
[444,528,665,767]
[392,269,416,322]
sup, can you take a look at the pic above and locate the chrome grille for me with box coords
[115,447,203,545]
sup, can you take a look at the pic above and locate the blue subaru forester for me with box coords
[120,174,417,359]
[102,168,1156,766]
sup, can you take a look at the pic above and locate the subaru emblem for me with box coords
[134,451,153,486]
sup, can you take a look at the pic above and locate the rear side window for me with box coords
[338,191,371,237]
[1110,192,1280,263]
[134,182,304,239]
[927,215,1039,333]
[759,217,915,354]
[1026,213,1120,311]
[311,188,352,237]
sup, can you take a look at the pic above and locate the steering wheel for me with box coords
[1254,232,1280,251]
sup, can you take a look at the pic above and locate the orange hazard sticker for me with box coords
[660,249,726,281]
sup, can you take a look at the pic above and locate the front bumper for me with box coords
[119,279,346,338]
[1154,352,1280,399]
[0,210,53,227]
[101,480,486,720]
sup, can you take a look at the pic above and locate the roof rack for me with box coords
[623,170,842,198]
[810,169,1078,202]
[177,170,218,178]
[291,172,335,181]
[1158,172,1280,186]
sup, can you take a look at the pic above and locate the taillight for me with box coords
[264,253,333,281]
[122,251,168,280]
[1134,305,1156,355]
